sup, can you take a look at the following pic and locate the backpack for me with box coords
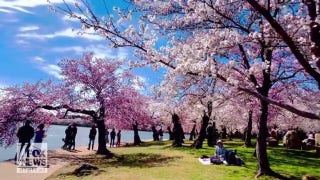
[225,150,237,165]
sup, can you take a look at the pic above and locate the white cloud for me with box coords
[30,56,63,79]
[19,25,39,32]
[117,48,129,60]
[132,75,147,91]
[40,64,63,79]
[0,83,8,100]
[0,83,7,88]
[62,13,85,22]
[51,46,84,54]
[62,15,78,22]
[51,44,130,60]
[16,39,29,45]
[0,0,74,14]
[32,56,45,63]
[16,28,103,41]
[0,8,14,13]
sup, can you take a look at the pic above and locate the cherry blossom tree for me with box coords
[246,0,320,86]
[0,54,152,155]
[50,0,320,177]
[51,0,319,120]
[0,81,60,146]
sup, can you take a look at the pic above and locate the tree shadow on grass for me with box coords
[52,153,182,178]
[270,148,319,159]
[77,153,182,168]
[268,148,320,179]
[122,141,170,148]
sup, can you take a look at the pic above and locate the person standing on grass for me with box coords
[88,125,97,150]
[110,128,116,147]
[63,125,72,150]
[70,123,77,150]
[116,130,121,147]
[15,120,34,161]
[34,123,45,143]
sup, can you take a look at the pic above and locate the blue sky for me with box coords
[0,0,164,91]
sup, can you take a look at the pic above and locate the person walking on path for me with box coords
[15,120,34,161]
[34,124,45,143]
[110,128,116,147]
[116,130,121,147]
[88,125,97,150]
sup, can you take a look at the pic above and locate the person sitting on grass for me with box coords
[208,140,244,166]
[210,140,228,164]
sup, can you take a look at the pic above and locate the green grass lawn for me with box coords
[47,139,320,180]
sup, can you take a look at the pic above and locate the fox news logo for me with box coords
[16,143,48,173]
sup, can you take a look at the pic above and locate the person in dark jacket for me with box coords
[110,128,116,147]
[62,125,72,150]
[34,124,45,143]
[116,130,121,147]
[88,125,97,150]
[70,123,77,150]
[15,120,34,161]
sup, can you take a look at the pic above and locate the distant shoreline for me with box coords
[51,122,170,133]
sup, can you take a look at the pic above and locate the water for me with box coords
[0,125,168,161]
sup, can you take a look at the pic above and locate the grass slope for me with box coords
[47,139,320,180]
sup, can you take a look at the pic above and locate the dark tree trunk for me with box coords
[132,121,142,145]
[222,127,227,139]
[189,124,196,140]
[192,114,209,149]
[245,110,253,147]
[167,126,174,140]
[255,99,287,179]
[255,98,274,177]
[172,114,185,147]
[96,120,112,156]
[228,130,233,141]
[206,122,217,147]
[304,1,320,72]
[152,125,159,141]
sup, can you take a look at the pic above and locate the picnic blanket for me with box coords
[198,158,212,165]
[198,156,245,166]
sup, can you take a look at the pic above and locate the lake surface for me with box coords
[0,125,168,161]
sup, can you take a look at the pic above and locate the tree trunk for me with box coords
[192,114,209,149]
[207,122,217,147]
[255,99,274,177]
[167,126,174,140]
[132,121,142,145]
[96,120,112,157]
[245,110,253,147]
[228,130,233,141]
[222,126,227,139]
[172,114,185,147]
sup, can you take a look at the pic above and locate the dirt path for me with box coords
[0,146,96,180]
